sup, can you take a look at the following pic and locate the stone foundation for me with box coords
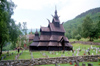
[0,55,100,66]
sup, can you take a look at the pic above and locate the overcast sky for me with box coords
[12,0,100,29]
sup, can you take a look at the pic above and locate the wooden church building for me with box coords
[29,9,73,51]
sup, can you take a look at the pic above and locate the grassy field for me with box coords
[18,50,31,60]
[1,43,100,60]
[69,38,100,42]
[1,50,31,60]
[35,62,100,66]
[32,43,100,58]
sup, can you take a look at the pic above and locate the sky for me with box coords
[12,0,100,29]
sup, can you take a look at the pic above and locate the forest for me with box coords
[64,7,100,40]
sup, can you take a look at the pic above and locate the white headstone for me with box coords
[61,55,63,57]
[92,53,94,55]
[74,50,76,53]
[96,48,98,54]
[72,53,74,56]
[76,53,78,56]
[91,45,93,49]
[56,53,58,55]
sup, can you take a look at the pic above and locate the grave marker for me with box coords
[56,53,58,55]
[72,53,74,56]
[4,55,6,59]
[55,63,58,66]
[1,56,4,60]
[88,63,93,66]
[71,60,74,65]
[82,63,86,66]
[75,60,79,66]
[61,55,63,57]
[92,53,94,55]
[88,51,90,55]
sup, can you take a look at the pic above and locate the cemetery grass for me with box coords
[35,62,100,66]
[33,43,100,58]
[69,38,100,43]
[1,50,31,60]
[18,50,31,60]
[1,43,100,60]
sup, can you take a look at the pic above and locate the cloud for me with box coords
[59,0,100,21]
[12,0,100,29]
[13,0,69,10]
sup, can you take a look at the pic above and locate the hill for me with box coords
[63,7,100,39]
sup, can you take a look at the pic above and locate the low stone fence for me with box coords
[0,55,100,66]
[70,41,100,45]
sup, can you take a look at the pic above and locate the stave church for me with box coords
[29,9,73,51]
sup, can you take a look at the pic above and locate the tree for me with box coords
[22,22,27,35]
[0,0,15,55]
[0,0,22,55]
[82,16,98,41]
[9,20,23,49]
[75,34,81,41]
[96,16,100,37]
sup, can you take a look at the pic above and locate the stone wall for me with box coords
[0,55,100,66]
[70,41,100,45]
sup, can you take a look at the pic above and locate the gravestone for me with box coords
[92,53,94,55]
[88,48,90,51]
[76,53,78,56]
[79,49,81,52]
[9,54,10,56]
[88,63,93,66]
[4,55,6,59]
[96,48,98,54]
[1,56,4,60]
[15,55,17,60]
[88,51,90,55]
[55,63,58,66]
[75,60,79,66]
[56,53,58,55]
[72,53,74,56]
[74,50,76,53]
[82,63,86,66]
[91,45,93,49]
[71,60,74,65]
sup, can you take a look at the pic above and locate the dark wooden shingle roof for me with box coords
[49,23,65,32]
[40,27,50,32]
[40,35,51,41]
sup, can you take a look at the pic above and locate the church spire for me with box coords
[35,29,39,36]
[54,6,58,20]
[30,29,32,34]
[55,6,58,17]
[55,6,57,16]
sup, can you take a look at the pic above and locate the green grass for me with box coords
[1,43,100,60]
[2,50,23,60]
[35,62,100,66]
[32,43,100,58]
[93,39,100,43]
[19,50,31,60]
[69,38,100,43]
